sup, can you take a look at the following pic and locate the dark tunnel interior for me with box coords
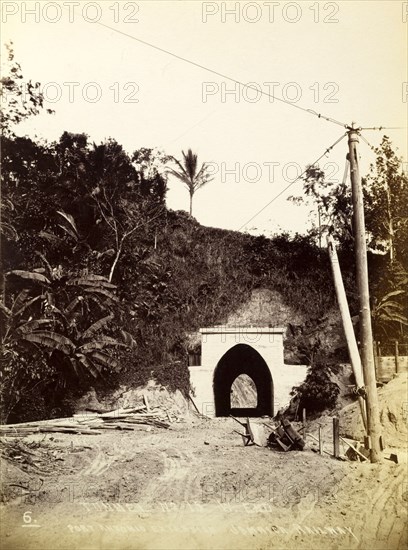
[213,344,273,417]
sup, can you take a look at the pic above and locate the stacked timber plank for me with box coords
[0,404,178,437]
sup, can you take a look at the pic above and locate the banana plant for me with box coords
[21,314,124,379]
[372,289,408,339]
[3,262,127,381]
[0,289,52,347]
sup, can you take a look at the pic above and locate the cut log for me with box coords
[1,417,79,428]
[0,426,41,432]
[0,403,174,435]
[95,424,135,431]
[38,427,102,435]
[0,429,39,436]
[98,407,146,419]
[100,412,160,421]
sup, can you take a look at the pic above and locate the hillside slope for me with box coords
[4,209,353,422]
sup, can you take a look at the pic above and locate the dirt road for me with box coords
[1,416,407,549]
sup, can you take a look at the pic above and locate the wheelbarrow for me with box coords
[268,418,305,451]
[230,415,257,446]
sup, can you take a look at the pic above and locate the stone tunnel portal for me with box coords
[213,343,274,417]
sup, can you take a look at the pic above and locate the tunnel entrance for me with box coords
[213,344,273,417]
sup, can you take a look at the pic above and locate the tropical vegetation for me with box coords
[1,45,407,421]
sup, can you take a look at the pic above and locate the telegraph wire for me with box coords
[359,133,376,152]
[65,9,405,231]
[92,18,348,129]
[359,126,406,131]
[237,132,348,232]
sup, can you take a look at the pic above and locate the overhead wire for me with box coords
[237,132,348,231]
[359,126,406,131]
[359,133,377,152]
[65,9,404,232]
[90,18,348,129]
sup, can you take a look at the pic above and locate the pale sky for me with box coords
[2,0,407,235]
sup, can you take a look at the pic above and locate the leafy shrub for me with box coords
[154,360,190,395]
[291,361,340,414]
[7,393,48,423]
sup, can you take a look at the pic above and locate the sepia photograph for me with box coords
[0,1,407,548]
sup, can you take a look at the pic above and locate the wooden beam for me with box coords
[340,436,368,461]
[143,393,151,412]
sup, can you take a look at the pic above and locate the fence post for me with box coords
[318,425,323,455]
[377,341,382,379]
[333,417,340,458]
[302,408,307,443]
[395,341,399,374]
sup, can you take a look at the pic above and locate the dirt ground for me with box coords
[1,373,407,550]
[1,407,407,550]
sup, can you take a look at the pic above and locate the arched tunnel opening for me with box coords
[213,343,274,417]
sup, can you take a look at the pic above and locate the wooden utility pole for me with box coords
[348,124,382,463]
[327,235,366,428]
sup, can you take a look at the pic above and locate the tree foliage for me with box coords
[363,136,408,263]
[290,135,408,343]
[4,50,392,421]
[291,360,340,414]
[289,163,353,246]
[0,262,126,420]
[168,149,214,215]
[0,42,53,136]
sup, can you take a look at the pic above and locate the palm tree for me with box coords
[169,149,213,216]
